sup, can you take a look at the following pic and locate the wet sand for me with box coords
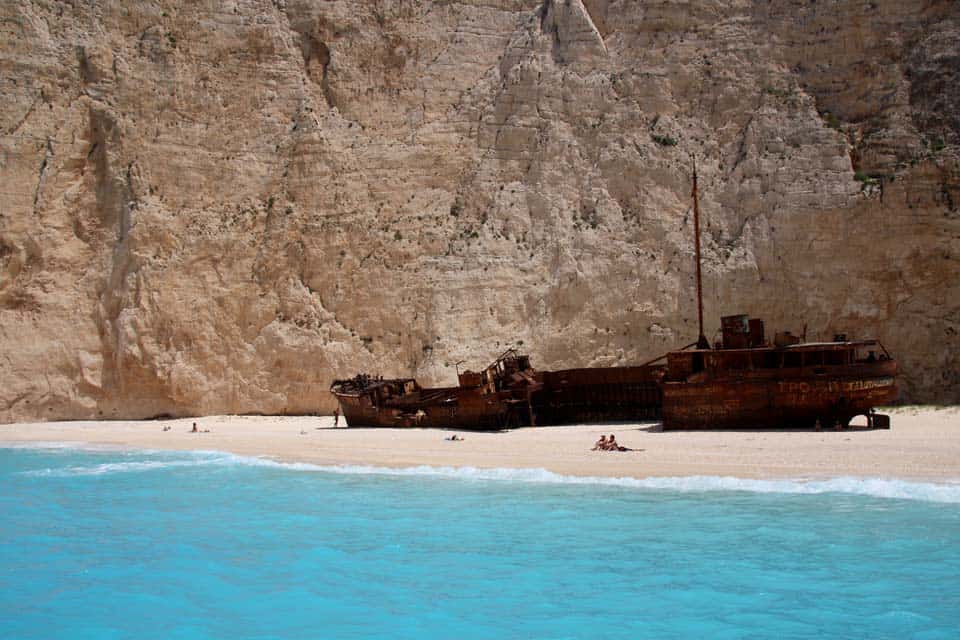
[2,407,958,481]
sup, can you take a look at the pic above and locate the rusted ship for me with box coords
[330,349,664,429]
[330,161,897,430]
[330,350,538,429]
[657,159,897,429]
[658,316,897,430]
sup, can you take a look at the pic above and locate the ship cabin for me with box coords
[329,375,420,405]
[457,349,534,394]
[664,314,895,382]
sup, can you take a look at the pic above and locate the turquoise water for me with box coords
[2,445,959,639]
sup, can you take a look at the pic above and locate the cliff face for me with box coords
[1,0,957,422]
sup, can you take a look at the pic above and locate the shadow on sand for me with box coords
[314,421,890,433]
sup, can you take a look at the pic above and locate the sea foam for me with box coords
[9,443,959,504]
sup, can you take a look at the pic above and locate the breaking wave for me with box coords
[294,464,960,503]
[17,449,278,477]
[3,441,146,453]
[9,443,960,503]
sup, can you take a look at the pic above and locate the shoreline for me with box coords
[2,406,959,483]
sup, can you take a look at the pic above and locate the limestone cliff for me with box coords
[1,0,957,422]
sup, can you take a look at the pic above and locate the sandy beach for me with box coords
[2,406,959,481]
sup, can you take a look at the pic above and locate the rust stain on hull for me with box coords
[662,373,898,430]
[531,366,662,425]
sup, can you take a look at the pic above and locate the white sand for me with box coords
[2,407,958,481]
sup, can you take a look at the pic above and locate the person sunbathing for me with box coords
[607,434,630,452]
[592,435,608,451]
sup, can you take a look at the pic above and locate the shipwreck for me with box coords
[330,161,897,430]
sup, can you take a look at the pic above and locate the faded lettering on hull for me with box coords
[776,378,895,395]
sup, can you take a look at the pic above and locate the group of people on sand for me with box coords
[592,434,630,452]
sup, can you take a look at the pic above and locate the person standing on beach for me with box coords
[333,407,340,427]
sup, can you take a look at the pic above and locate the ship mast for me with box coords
[692,156,710,350]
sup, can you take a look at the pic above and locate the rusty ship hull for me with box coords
[529,366,662,426]
[662,360,897,430]
[330,351,665,430]
[334,383,531,430]
[331,350,542,430]
[659,314,898,430]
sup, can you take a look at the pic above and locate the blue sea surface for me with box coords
[1,444,959,639]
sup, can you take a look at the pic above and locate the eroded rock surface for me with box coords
[1,0,957,421]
